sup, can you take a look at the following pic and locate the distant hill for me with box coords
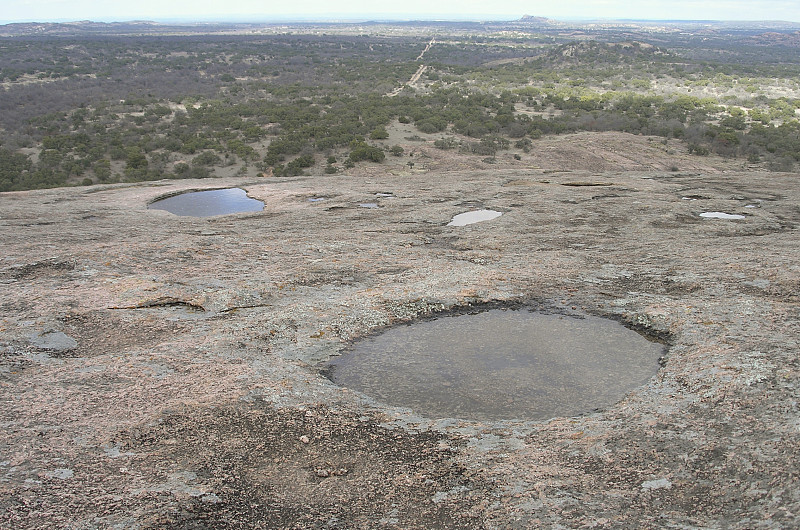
[0,20,159,36]
[0,20,262,37]
[518,15,552,25]
[748,31,800,47]
[541,40,676,66]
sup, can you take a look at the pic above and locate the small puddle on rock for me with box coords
[324,309,664,422]
[700,212,745,220]
[447,209,502,226]
[148,188,264,217]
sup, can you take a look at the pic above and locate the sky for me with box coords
[3,0,800,24]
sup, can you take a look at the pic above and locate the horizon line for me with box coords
[2,15,800,26]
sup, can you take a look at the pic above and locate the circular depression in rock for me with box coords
[324,309,665,422]
[148,188,264,217]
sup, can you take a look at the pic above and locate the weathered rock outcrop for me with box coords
[1,161,798,527]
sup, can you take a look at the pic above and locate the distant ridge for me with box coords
[518,15,551,24]
[2,17,799,37]
[0,20,162,36]
[539,40,676,67]
[0,20,260,37]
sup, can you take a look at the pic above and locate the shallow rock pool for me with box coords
[324,309,665,422]
[447,209,502,226]
[148,188,264,217]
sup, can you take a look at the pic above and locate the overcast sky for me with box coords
[3,0,799,24]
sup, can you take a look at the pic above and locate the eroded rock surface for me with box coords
[1,157,799,528]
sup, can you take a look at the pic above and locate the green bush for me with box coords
[369,127,389,140]
[193,151,222,166]
[434,137,459,150]
[348,141,385,163]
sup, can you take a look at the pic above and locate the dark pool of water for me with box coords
[148,188,264,217]
[324,309,665,422]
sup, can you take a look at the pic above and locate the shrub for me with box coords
[125,147,148,170]
[434,137,459,150]
[348,141,385,163]
[369,127,389,140]
[514,138,532,152]
[283,154,315,176]
[193,151,222,166]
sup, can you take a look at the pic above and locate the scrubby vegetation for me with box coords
[2,20,800,191]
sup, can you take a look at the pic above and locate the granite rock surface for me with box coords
[1,162,798,528]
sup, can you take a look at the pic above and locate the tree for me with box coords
[125,147,148,170]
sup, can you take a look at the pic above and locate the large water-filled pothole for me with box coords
[148,188,264,217]
[324,309,665,422]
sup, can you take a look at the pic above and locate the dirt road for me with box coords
[416,37,435,60]
[388,37,434,96]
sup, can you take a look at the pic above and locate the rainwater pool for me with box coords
[447,209,502,226]
[148,188,264,217]
[324,309,664,422]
